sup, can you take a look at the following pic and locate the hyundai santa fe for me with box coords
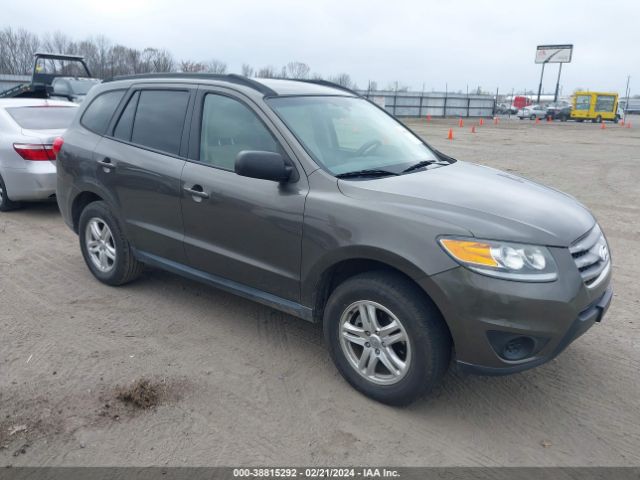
[56,74,612,405]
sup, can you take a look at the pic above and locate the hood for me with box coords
[338,161,594,247]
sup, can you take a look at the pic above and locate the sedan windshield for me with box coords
[267,96,441,176]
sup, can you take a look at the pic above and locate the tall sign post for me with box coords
[535,44,573,103]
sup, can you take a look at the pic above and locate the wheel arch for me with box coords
[304,247,448,326]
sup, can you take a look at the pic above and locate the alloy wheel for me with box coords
[85,217,116,272]
[339,300,412,386]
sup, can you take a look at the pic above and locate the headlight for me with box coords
[439,237,558,282]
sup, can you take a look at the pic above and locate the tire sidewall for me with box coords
[0,174,18,211]
[323,274,449,405]
[79,202,130,285]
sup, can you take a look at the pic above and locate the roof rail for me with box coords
[103,73,277,96]
[294,79,360,96]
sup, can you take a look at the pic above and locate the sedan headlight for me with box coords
[439,237,558,282]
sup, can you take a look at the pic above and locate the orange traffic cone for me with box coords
[620,120,625,126]
[547,115,552,123]
[493,117,499,125]
[479,118,484,126]
[627,121,632,129]
[471,125,476,134]
[427,114,431,123]
[601,122,606,130]
[447,128,454,140]
[458,117,464,128]
[535,117,540,125]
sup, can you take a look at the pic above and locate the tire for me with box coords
[78,200,143,286]
[593,115,602,123]
[0,174,21,211]
[530,114,536,120]
[323,271,451,406]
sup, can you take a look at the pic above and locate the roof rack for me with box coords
[103,73,277,96]
[294,79,360,96]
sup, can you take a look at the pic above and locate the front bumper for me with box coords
[457,286,612,375]
[1,162,56,201]
[421,246,612,375]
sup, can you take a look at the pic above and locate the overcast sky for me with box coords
[6,0,638,95]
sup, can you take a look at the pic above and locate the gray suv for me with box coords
[56,74,612,405]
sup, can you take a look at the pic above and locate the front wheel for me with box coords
[323,271,451,406]
[79,201,143,286]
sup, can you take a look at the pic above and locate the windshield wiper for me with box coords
[335,169,399,179]
[401,159,445,173]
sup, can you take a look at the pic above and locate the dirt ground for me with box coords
[1,117,639,467]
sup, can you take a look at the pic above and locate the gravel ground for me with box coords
[1,117,639,466]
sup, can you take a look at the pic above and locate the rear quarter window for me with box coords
[80,90,126,134]
[6,106,77,130]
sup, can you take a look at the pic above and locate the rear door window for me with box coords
[81,90,125,134]
[131,90,190,155]
[6,106,77,130]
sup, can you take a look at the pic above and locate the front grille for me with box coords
[569,225,610,288]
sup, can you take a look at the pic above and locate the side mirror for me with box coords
[235,151,292,183]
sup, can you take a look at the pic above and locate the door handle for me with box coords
[183,185,210,200]
[97,158,115,170]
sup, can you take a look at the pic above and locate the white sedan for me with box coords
[517,105,548,120]
[0,98,78,211]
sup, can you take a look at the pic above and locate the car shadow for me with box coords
[133,264,608,417]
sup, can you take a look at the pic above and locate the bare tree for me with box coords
[286,61,310,79]
[256,65,277,78]
[151,49,175,72]
[205,59,227,74]
[180,60,207,72]
[241,63,254,77]
[0,27,40,74]
[329,73,352,88]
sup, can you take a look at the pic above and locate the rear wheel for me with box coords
[0,174,20,211]
[530,114,536,120]
[593,115,602,123]
[79,201,143,286]
[323,271,451,406]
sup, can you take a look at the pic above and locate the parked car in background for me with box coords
[56,74,612,405]
[546,102,572,121]
[0,98,77,211]
[518,104,547,119]
[51,77,101,103]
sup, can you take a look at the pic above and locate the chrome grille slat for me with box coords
[574,251,601,269]
[569,225,610,288]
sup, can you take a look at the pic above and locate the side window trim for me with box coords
[109,89,140,141]
[187,86,300,181]
[103,85,195,159]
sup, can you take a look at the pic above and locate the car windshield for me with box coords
[6,106,77,130]
[267,96,440,176]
